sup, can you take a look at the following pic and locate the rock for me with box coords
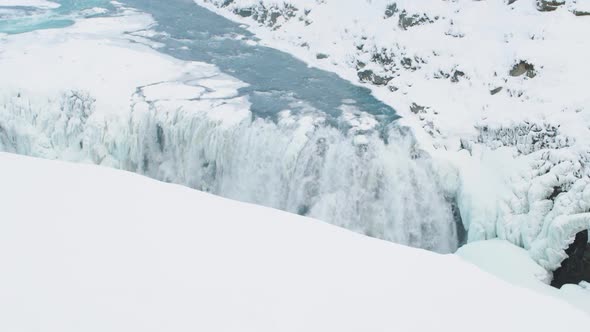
[451,70,465,83]
[236,8,253,17]
[398,10,436,30]
[384,3,398,18]
[551,230,590,288]
[232,3,298,28]
[536,0,566,12]
[220,0,235,7]
[316,53,329,59]
[490,87,503,95]
[410,103,426,114]
[510,60,536,78]
[357,69,392,86]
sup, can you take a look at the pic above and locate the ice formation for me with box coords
[0,88,460,253]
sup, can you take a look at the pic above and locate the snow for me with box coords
[458,239,590,315]
[196,0,590,273]
[0,0,59,8]
[1,152,589,331]
[0,8,244,116]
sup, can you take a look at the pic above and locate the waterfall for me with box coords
[0,90,460,253]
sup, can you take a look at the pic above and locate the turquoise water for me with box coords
[0,0,114,34]
[122,0,397,123]
[1,0,397,123]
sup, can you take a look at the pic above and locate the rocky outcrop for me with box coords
[398,10,437,30]
[551,230,590,288]
[536,0,566,12]
[220,1,300,29]
[357,69,392,86]
[510,60,536,78]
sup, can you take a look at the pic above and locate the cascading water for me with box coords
[0,0,462,253]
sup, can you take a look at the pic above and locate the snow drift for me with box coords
[1,152,589,331]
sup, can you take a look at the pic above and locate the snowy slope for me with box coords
[196,0,590,270]
[458,239,590,314]
[0,152,589,331]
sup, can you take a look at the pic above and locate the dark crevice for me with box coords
[452,198,467,247]
[551,230,590,288]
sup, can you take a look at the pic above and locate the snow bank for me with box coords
[197,0,590,270]
[458,239,590,315]
[1,152,589,331]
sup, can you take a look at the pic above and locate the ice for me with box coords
[0,90,460,252]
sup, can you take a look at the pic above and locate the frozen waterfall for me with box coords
[0,89,460,252]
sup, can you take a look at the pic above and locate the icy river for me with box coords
[0,0,462,252]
